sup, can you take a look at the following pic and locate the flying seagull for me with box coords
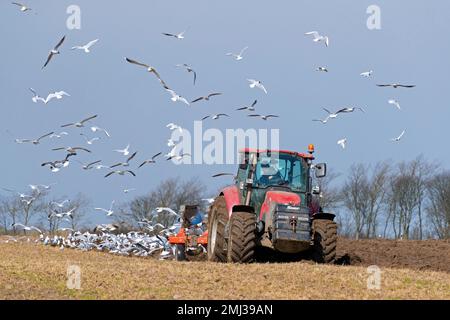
[336,107,365,114]
[236,100,257,112]
[51,200,70,208]
[360,70,373,78]
[247,79,267,94]
[80,133,100,145]
[226,46,248,61]
[248,114,279,121]
[162,30,186,39]
[165,87,190,106]
[323,108,340,119]
[316,66,328,72]
[77,160,102,170]
[201,114,229,121]
[312,117,329,124]
[110,152,137,168]
[123,188,136,194]
[41,91,70,104]
[138,152,162,168]
[191,93,222,104]
[61,115,98,128]
[377,83,416,88]
[113,144,130,156]
[42,35,66,69]
[49,132,68,139]
[166,153,191,161]
[104,170,136,178]
[305,31,329,47]
[176,64,197,85]
[41,153,77,172]
[212,173,235,178]
[388,99,401,110]
[167,123,183,133]
[90,126,110,137]
[337,138,347,149]
[12,223,42,233]
[391,130,406,142]
[71,39,99,53]
[12,2,32,12]
[15,131,54,145]
[29,88,46,103]
[52,146,91,153]
[125,57,166,87]
[95,200,115,217]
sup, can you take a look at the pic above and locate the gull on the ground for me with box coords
[61,115,98,128]
[191,92,222,104]
[391,130,406,142]
[138,152,162,168]
[113,144,130,156]
[226,46,248,61]
[337,138,347,149]
[247,79,267,94]
[305,31,329,47]
[15,131,54,145]
[247,114,279,121]
[236,100,257,112]
[42,35,66,69]
[388,99,401,110]
[176,64,197,85]
[71,39,99,53]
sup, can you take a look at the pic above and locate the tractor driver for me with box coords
[258,157,284,186]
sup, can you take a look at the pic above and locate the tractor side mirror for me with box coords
[315,163,327,178]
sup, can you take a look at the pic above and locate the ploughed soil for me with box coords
[335,238,450,273]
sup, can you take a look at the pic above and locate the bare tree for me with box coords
[426,171,450,239]
[341,164,370,239]
[118,177,206,226]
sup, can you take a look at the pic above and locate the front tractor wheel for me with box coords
[227,212,257,263]
[311,219,337,264]
[207,196,228,262]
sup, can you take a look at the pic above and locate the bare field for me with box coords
[0,241,449,300]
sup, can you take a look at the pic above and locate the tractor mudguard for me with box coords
[220,185,242,217]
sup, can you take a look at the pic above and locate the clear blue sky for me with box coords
[1,1,448,225]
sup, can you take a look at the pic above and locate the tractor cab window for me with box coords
[254,153,306,192]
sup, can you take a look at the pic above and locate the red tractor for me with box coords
[207,147,337,263]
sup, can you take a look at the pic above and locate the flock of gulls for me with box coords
[4,3,416,258]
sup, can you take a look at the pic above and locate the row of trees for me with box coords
[319,156,449,239]
[0,190,90,235]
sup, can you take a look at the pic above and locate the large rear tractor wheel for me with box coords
[227,212,257,263]
[311,219,337,264]
[207,196,228,262]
